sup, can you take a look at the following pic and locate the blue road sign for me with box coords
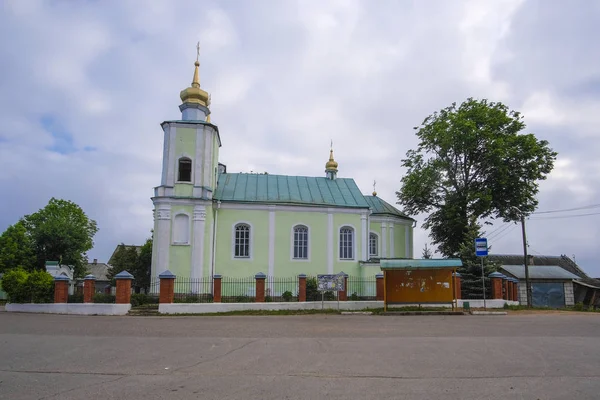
[475,238,488,257]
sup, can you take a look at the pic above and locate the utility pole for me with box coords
[520,214,532,308]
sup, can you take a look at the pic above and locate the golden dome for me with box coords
[180,60,210,106]
[325,149,338,170]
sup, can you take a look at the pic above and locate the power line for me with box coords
[492,224,518,243]
[487,223,513,239]
[532,203,600,215]
[529,211,600,220]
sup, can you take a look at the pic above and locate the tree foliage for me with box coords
[21,198,98,278]
[1,268,54,303]
[421,243,433,259]
[397,98,557,257]
[0,222,36,273]
[108,237,152,293]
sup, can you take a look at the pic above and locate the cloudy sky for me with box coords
[1,0,600,276]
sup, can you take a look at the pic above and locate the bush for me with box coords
[573,302,584,311]
[173,294,212,303]
[94,293,116,303]
[350,292,359,301]
[68,293,84,303]
[306,277,319,301]
[282,291,293,302]
[1,268,29,303]
[130,293,158,307]
[1,268,54,303]
[265,295,273,302]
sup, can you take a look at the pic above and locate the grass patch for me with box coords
[162,308,344,317]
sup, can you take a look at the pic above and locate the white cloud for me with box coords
[1,0,600,276]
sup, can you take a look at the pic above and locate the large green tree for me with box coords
[108,237,152,293]
[0,221,36,273]
[397,98,557,257]
[21,198,98,278]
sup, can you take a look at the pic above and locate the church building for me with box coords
[150,54,415,281]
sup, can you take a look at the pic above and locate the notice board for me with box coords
[385,269,454,304]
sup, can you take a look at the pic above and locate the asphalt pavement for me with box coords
[0,311,599,399]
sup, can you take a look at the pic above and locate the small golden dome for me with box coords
[180,60,210,106]
[372,191,377,196]
[325,149,338,170]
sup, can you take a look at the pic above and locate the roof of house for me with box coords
[85,262,111,281]
[500,265,581,280]
[489,254,600,289]
[214,173,370,208]
[363,195,413,220]
[380,258,463,270]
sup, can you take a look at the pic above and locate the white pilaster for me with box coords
[194,127,204,188]
[166,126,176,186]
[327,212,334,274]
[155,204,171,276]
[381,223,388,258]
[389,223,394,258]
[361,214,367,261]
[161,126,170,186]
[268,207,275,278]
[405,225,410,258]
[203,129,211,189]
[191,205,207,284]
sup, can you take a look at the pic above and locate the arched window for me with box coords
[339,226,354,260]
[369,233,378,258]
[178,158,192,182]
[234,223,250,258]
[173,214,190,244]
[293,225,308,259]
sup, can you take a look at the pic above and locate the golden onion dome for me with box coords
[180,60,210,106]
[325,149,338,170]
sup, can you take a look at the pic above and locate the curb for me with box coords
[470,311,507,315]
[341,311,373,315]
[382,311,466,316]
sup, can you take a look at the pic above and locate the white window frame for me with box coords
[338,225,356,261]
[176,156,193,183]
[291,224,310,261]
[232,222,252,260]
[369,232,379,258]
[171,212,191,245]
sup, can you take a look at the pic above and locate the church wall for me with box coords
[169,204,194,277]
[214,208,270,278]
[333,213,362,277]
[394,223,407,258]
[203,204,215,277]
[369,221,382,257]
[273,210,328,277]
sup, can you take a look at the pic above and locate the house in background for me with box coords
[77,259,112,294]
[45,261,75,295]
[108,244,142,265]
[490,254,600,308]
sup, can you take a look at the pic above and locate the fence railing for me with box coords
[146,275,380,303]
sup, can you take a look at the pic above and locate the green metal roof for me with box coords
[364,195,413,220]
[500,265,581,280]
[380,259,463,270]
[214,173,370,208]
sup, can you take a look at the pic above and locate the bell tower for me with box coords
[151,44,221,282]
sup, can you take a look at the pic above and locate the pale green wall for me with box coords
[174,127,196,194]
[203,204,214,277]
[333,213,361,276]
[273,210,328,277]
[174,184,193,197]
[394,223,406,258]
[214,209,269,277]
[169,205,193,277]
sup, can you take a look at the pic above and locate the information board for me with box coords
[317,274,345,292]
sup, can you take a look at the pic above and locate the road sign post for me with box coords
[475,238,488,310]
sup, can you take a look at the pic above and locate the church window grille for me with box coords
[293,225,308,259]
[339,227,354,260]
[234,224,250,258]
[369,233,378,257]
[178,158,192,182]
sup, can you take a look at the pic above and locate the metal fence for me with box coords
[346,276,377,300]
[173,276,214,303]
[221,276,256,303]
[265,276,299,302]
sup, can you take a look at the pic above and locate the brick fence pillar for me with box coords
[489,272,504,300]
[501,276,509,300]
[54,275,69,303]
[376,273,384,301]
[506,279,513,301]
[454,272,462,300]
[159,270,176,304]
[255,272,266,302]
[115,270,134,304]
[512,279,519,302]
[213,275,222,303]
[339,272,348,301]
[298,274,307,302]
[83,274,96,303]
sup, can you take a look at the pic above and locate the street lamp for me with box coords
[511,206,532,308]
